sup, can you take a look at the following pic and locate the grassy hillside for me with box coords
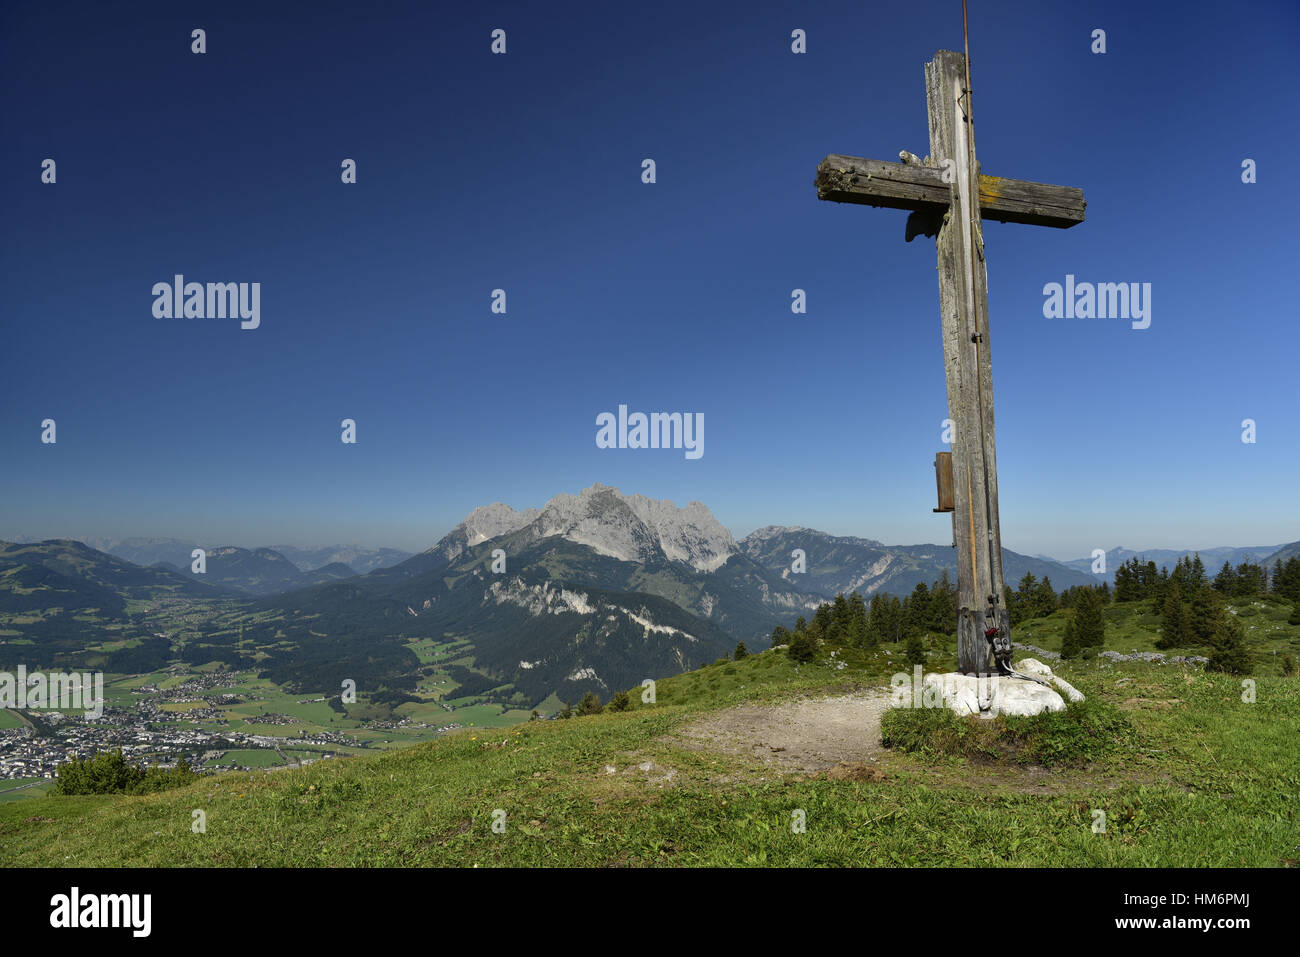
[1015,597,1300,671]
[2,624,1296,867]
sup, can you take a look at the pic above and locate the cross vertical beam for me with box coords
[814,49,1085,676]
[926,50,1007,675]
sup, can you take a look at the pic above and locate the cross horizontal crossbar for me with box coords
[816,154,1085,228]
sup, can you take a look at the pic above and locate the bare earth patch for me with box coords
[674,690,894,774]
[672,686,1177,796]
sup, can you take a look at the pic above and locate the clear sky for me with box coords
[2,0,1297,559]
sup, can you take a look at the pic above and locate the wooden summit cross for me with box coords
[815,50,1086,676]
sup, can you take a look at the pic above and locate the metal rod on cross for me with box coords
[958,3,1006,673]
[960,1,993,601]
[813,41,1086,676]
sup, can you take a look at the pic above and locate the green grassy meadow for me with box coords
[2,621,1296,866]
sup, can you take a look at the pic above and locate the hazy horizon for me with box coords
[3,474,1294,567]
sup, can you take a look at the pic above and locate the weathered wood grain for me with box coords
[816,154,1085,228]
[927,48,998,675]
[933,452,955,513]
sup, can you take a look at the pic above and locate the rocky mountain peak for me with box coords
[530,484,736,573]
[460,503,541,546]
[443,484,736,573]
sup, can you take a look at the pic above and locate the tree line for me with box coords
[1114,553,1300,608]
[770,570,961,652]
[769,570,1112,653]
[765,551,1268,674]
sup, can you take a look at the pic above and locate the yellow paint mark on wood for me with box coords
[977,174,1005,206]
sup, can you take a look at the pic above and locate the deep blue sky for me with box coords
[2,0,1297,558]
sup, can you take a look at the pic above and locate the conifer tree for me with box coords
[1113,559,1135,602]
[865,594,887,645]
[832,593,852,638]
[787,630,816,663]
[1213,561,1237,594]
[1153,565,1170,605]
[1060,613,1082,659]
[1074,587,1106,650]
[1032,576,1058,620]
[867,593,903,644]
[905,582,931,636]
[1283,558,1300,602]
[848,591,869,646]
[1016,572,1038,614]
[1206,615,1252,675]
[928,570,955,634]
[1157,582,1187,649]
[904,634,926,666]
[1188,584,1222,646]
[1234,562,1266,597]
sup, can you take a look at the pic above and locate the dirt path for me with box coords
[674,689,894,775]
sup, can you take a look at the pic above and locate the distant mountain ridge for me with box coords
[132,545,353,596]
[0,539,220,606]
[149,548,360,595]
[267,545,413,574]
[4,537,414,596]
[1263,541,1300,568]
[739,525,1098,598]
[0,539,226,672]
[1057,544,1288,583]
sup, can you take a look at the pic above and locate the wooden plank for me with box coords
[816,154,1085,228]
[977,174,1086,228]
[816,155,950,211]
[933,452,954,512]
[927,52,981,674]
[927,48,999,675]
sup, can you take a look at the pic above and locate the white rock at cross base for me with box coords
[1013,657,1085,703]
[1014,657,1054,676]
[889,660,1086,718]
[918,673,1066,718]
